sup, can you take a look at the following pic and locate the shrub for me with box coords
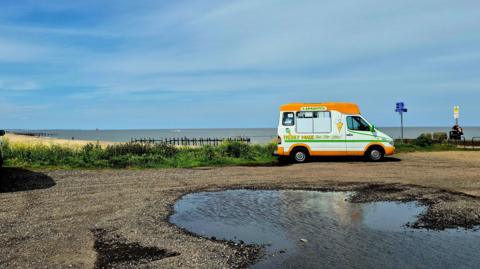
[414,133,433,147]
[219,141,253,159]
[433,132,448,142]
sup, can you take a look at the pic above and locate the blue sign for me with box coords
[395,102,407,113]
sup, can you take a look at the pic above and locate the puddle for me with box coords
[170,190,480,269]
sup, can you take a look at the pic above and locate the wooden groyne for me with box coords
[10,131,56,137]
[131,137,251,146]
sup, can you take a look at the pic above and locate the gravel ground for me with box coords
[1,151,480,268]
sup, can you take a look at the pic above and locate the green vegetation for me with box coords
[0,132,475,169]
[395,133,463,153]
[394,143,459,153]
[1,140,277,169]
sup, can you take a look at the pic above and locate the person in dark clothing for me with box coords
[450,125,464,140]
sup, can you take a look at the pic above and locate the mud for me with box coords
[92,228,179,269]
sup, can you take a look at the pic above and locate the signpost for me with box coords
[395,102,408,143]
[454,105,460,125]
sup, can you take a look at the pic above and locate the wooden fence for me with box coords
[130,137,251,146]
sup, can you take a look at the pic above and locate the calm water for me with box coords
[170,190,480,269]
[10,127,480,143]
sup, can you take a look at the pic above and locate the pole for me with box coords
[400,112,404,143]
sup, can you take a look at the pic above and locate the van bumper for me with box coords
[273,146,286,156]
[385,146,395,156]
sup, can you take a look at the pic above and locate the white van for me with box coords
[274,103,395,162]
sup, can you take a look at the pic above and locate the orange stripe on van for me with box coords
[280,102,361,115]
[363,143,395,156]
[284,143,395,157]
[310,151,364,156]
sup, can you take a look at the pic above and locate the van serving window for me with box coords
[282,112,295,126]
[296,111,331,133]
[347,116,370,131]
[313,112,331,133]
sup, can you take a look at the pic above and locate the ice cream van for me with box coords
[274,102,395,162]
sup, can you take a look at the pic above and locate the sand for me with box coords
[2,134,116,148]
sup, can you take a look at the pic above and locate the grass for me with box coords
[394,143,460,153]
[0,139,277,169]
[1,134,475,169]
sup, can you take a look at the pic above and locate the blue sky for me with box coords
[0,0,479,129]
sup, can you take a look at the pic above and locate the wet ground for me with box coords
[171,190,480,269]
[92,228,179,269]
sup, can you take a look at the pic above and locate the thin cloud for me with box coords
[0,0,479,128]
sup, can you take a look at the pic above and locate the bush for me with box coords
[219,141,254,159]
[414,133,433,147]
[433,132,448,142]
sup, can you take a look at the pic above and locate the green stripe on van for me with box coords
[284,139,388,143]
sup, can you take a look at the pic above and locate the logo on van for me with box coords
[336,121,344,132]
[300,106,327,111]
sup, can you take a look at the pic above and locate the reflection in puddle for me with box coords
[170,190,480,269]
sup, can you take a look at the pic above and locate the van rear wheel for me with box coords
[365,147,384,162]
[291,148,309,163]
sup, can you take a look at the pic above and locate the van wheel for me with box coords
[365,147,384,162]
[291,148,309,163]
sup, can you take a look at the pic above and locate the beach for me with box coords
[2,151,480,268]
[3,133,116,148]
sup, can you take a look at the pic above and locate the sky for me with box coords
[0,0,479,129]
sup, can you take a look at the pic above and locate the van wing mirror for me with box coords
[369,125,375,132]
[0,130,5,136]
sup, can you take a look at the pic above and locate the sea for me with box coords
[9,127,480,144]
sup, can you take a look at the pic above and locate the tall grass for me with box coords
[1,139,277,169]
[395,133,462,153]
[1,133,471,169]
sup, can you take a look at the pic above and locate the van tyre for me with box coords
[291,148,309,163]
[365,147,384,162]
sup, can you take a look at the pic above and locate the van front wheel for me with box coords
[291,148,309,163]
[365,147,384,162]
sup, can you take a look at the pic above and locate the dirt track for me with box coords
[1,151,480,268]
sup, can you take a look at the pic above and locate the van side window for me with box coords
[296,111,331,133]
[282,112,295,126]
[296,111,314,133]
[347,116,370,131]
[313,112,331,133]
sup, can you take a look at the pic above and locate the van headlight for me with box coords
[387,140,395,146]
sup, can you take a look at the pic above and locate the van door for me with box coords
[345,115,372,154]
